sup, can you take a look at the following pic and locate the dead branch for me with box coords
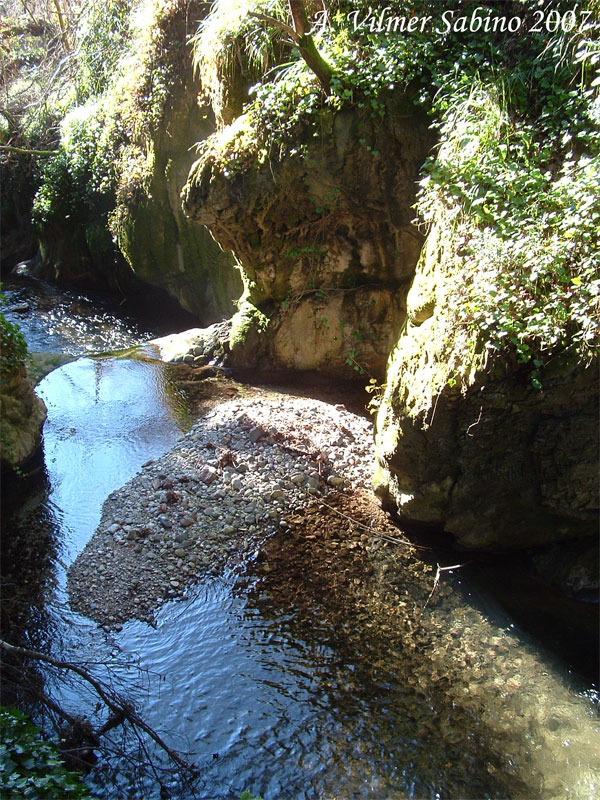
[50,0,71,52]
[0,639,196,773]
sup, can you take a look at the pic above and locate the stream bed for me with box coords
[1,276,599,800]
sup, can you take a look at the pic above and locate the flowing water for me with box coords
[1,276,598,800]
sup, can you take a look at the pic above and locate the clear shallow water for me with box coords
[1,281,599,799]
[1,277,162,356]
[37,357,189,562]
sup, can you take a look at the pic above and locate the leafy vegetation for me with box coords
[193,0,599,379]
[0,707,92,799]
[3,0,204,270]
[0,293,27,380]
[414,5,600,381]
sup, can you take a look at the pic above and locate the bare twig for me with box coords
[466,406,483,437]
[0,639,196,773]
[423,563,466,609]
[297,487,435,551]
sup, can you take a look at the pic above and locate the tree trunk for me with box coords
[288,0,332,94]
[50,0,70,51]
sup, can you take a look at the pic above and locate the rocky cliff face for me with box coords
[182,87,598,564]
[115,78,243,324]
[183,94,435,377]
[373,215,599,552]
[1,366,46,474]
[33,0,243,326]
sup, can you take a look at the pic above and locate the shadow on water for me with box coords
[1,468,61,705]
[383,514,600,690]
[463,560,599,688]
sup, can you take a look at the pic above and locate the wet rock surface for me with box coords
[0,364,47,473]
[68,390,373,627]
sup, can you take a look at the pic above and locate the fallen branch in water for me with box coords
[0,638,196,773]
[297,487,434,551]
[423,563,467,609]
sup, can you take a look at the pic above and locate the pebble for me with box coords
[248,426,265,443]
[199,465,218,485]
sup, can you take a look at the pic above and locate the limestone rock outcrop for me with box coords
[183,94,435,377]
[373,217,599,551]
[34,0,243,325]
[115,81,243,324]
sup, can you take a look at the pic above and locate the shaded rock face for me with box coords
[374,220,599,552]
[36,200,135,296]
[116,86,243,324]
[1,367,46,473]
[34,0,243,325]
[530,537,599,600]
[183,95,435,377]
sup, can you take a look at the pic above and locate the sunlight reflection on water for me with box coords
[3,281,598,800]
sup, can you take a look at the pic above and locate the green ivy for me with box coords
[415,2,600,379]
[0,707,92,799]
[0,296,27,381]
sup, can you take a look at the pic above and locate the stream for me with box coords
[1,276,599,800]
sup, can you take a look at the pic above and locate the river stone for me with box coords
[199,465,218,485]
[248,426,265,443]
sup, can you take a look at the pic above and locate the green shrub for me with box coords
[32,102,116,229]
